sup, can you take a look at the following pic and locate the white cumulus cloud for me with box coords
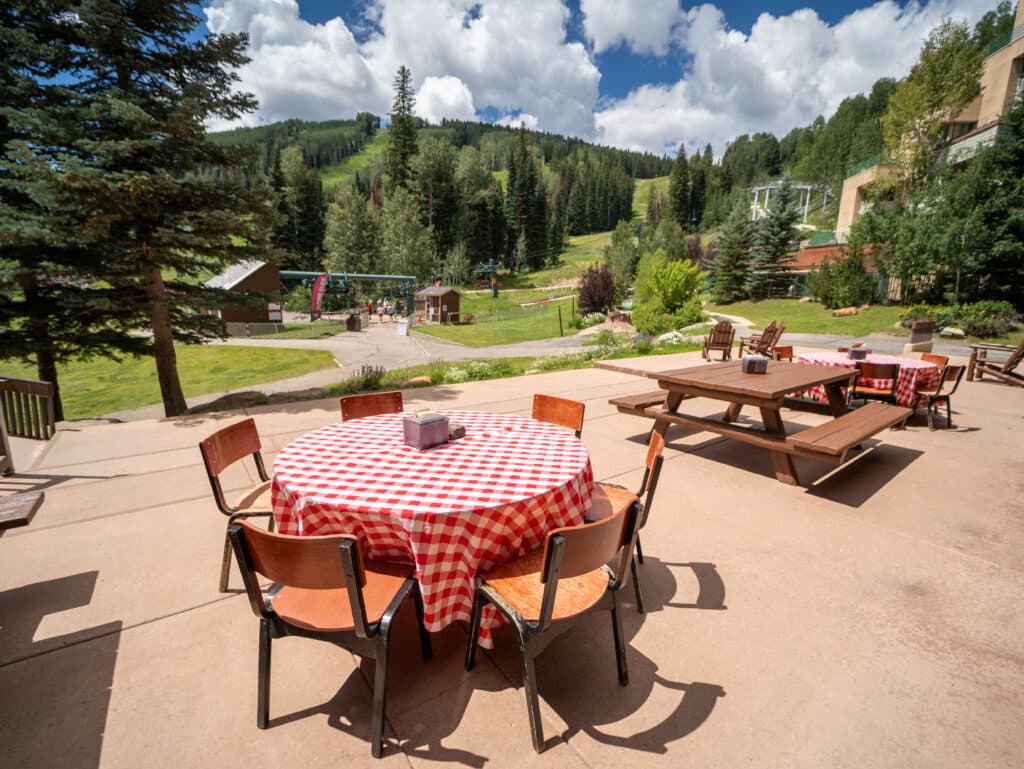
[496,112,540,130]
[416,76,477,123]
[581,0,685,55]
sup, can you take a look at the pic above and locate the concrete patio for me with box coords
[1,348,1022,769]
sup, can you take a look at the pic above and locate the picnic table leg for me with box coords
[724,402,743,422]
[823,383,850,417]
[653,392,685,440]
[759,407,799,485]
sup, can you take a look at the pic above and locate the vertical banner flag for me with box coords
[310,273,328,321]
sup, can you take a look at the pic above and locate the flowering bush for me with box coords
[899,301,1019,337]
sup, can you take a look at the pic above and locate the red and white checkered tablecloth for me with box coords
[271,410,593,646]
[796,352,941,408]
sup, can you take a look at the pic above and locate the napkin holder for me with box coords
[848,348,868,361]
[403,412,449,450]
[742,355,768,374]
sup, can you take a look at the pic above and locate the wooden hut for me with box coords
[415,286,461,323]
[204,261,282,325]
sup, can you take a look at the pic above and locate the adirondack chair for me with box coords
[738,320,776,358]
[702,321,735,361]
[967,340,1024,386]
[761,322,786,358]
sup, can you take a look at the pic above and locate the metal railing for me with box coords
[0,376,57,440]
[985,25,1023,57]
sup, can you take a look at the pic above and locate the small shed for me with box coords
[204,260,282,324]
[415,286,460,323]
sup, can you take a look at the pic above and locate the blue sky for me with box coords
[201,0,999,156]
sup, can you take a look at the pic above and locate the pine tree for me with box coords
[746,178,799,299]
[712,202,753,303]
[411,137,457,258]
[667,144,690,229]
[0,1,272,418]
[385,66,418,194]
[280,146,325,270]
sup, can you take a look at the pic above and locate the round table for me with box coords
[271,410,594,645]
[796,351,941,407]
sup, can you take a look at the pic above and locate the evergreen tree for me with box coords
[644,186,665,229]
[712,202,753,303]
[667,144,690,229]
[746,178,799,299]
[385,65,418,193]
[411,137,457,258]
[0,1,272,418]
[280,146,325,270]
[604,220,638,290]
[505,127,547,269]
[324,187,380,274]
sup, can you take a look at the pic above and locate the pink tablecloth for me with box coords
[796,352,941,407]
[271,410,593,645]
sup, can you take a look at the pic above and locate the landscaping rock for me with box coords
[799,296,813,303]
[832,306,859,317]
[397,376,432,387]
[940,327,966,338]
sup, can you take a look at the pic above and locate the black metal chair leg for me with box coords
[927,403,935,430]
[219,529,234,592]
[464,594,484,671]
[412,583,432,660]
[610,591,629,685]
[519,644,545,753]
[635,535,644,565]
[370,635,390,758]
[946,400,953,429]
[631,554,645,614]
[257,618,272,729]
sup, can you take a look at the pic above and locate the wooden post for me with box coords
[558,307,563,336]
[0,404,13,476]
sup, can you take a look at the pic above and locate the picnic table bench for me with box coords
[603,360,911,485]
[0,492,43,535]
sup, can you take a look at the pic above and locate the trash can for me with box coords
[346,313,361,332]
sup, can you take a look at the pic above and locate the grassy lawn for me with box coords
[706,299,909,337]
[501,231,612,289]
[320,130,389,188]
[1,346,337,419]
[632,176,669,221]
[249,320,346,339]
[414,298,577,346]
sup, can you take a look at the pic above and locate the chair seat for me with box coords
[233,480,273,513]
[853,386,893,397]
[586,484,639,522]
[270,560,414,631]
[481,548,610,622]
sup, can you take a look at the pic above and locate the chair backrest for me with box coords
[532,394,585,438]
[1001,339,1024,372]
[837,347,849,353]
[758,320,776,341]
[340,391,404,421]
[937,364,966,396]
[541,500,640,585]
[709,320,733,344]
[637,432,665,529]
[767,321,785,348]
[858,362,899,381]
[199,418,262,478]
[921,353,949,369]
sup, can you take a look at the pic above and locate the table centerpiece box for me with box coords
[848,348,868,360]
[403,412,449,449]
[742,355,768,374]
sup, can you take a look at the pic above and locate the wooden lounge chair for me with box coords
[228,520,432,758]
[738,320,776,358]
[199,418,275,593]
[532,393,585,438]
[702,321,735,361]
[464,499,643,753]
[760,322,786,358]
[967,340,1024,386]
[915,364,965,430]
[340,391,404,421]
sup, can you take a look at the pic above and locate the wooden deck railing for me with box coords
[0,376,57,440]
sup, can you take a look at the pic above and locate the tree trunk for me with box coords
[144,260,188,417]
[23,286,65,421]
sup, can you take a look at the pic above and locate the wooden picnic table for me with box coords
[598,360,912,486]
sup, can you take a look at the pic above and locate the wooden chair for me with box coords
[738,320,776,358]
[916,364,966,430]
[228,520,431,758]
[464,499,643,753]
[921,353,949,369]
[967,340,1024,386]
[848,362,900,406]
[772,345,794,362]
[758,322,785,358]
[340,391,404,421]
[532,394,585,438]
[701,321,735,361]
[585,431,665,613]
[199,418,275,593]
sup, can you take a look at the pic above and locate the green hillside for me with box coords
[632,176,669,221]
[320,129,389,188]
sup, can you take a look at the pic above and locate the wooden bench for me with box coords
[609,390,670,417]
[0,491,43,534]
[786,403,911,464]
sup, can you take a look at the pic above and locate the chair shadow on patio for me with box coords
[0,571,122,769]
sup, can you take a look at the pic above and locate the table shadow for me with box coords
[0,572,122,769]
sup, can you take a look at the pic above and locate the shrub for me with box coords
[632,333,654,354]
[899,301,1019,337]
[807,252,877,308]
[340,363,387,394]
[581,312,606,328]
[578,264,617,314]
